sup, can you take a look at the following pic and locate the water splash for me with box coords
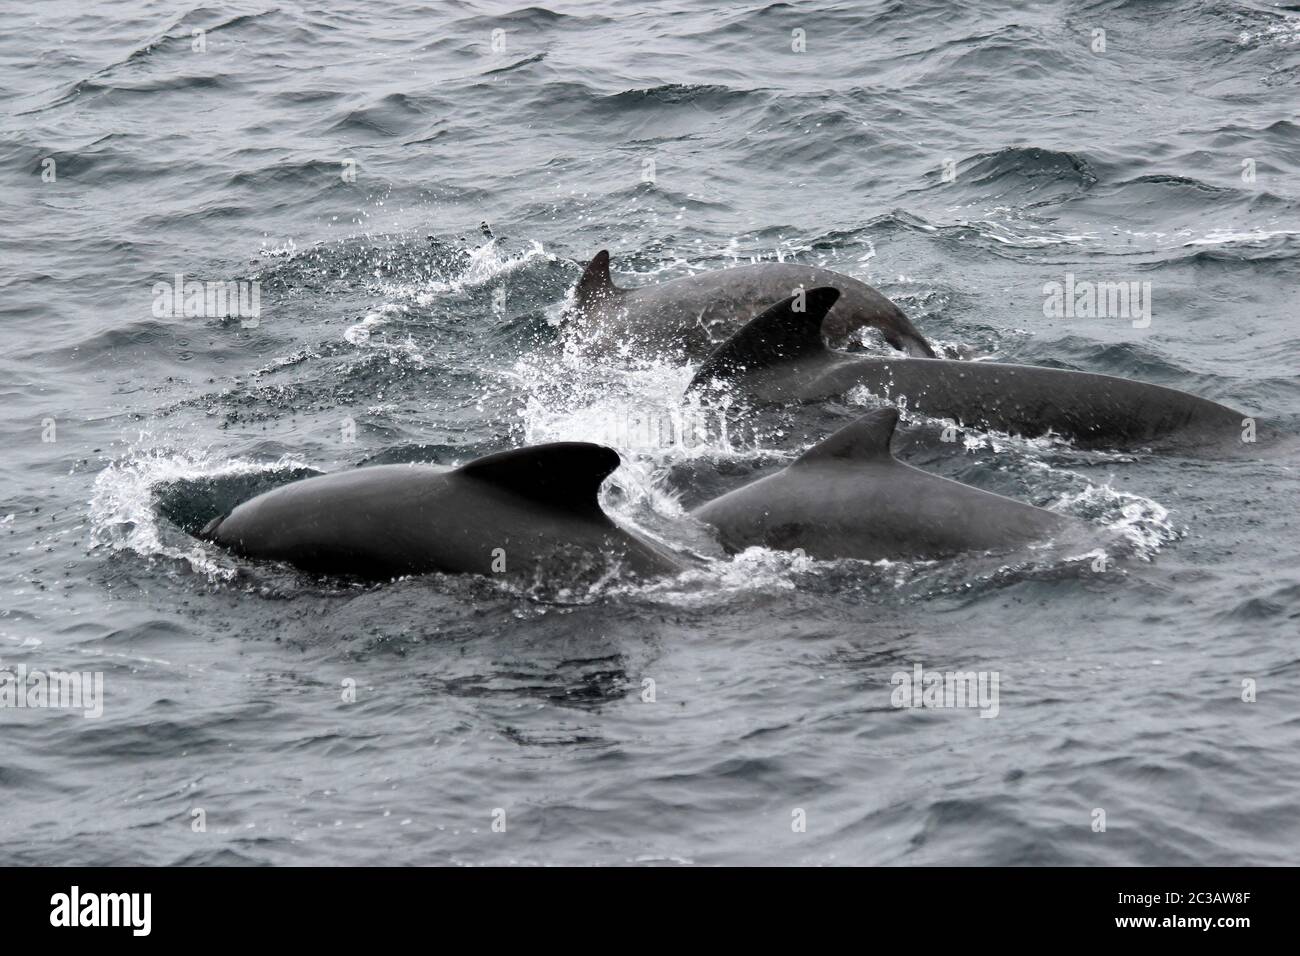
[88,448,312,581]
[372,237,551,305]
[1052,481,1178,560]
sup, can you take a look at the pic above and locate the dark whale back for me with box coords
[201,444,684,580]
[572,249,622,314]
[455,442,620,518]
[692,407,1075,561]
[689,287,840,391]
[687,286,1252,450]
[570,251,935,358]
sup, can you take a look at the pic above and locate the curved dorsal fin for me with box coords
[792,407,899,467]
[454,442,620,517]
[688,287,839,390]
[573,250,621,311]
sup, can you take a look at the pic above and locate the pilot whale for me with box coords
[692,407,1078,561]
[567,250,936,359]
[688,288,1253,450]
[199,443,685,581]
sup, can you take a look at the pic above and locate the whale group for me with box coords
[198,248,1260,583]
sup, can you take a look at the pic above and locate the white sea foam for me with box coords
[372,237,551,305]
[88,448,312,581]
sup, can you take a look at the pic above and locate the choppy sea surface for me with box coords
[2,0,1299,865]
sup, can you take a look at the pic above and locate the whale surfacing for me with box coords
[568,250,936,359]
[688,288,1252,450]
[201,443,685,581]
[692,407,1077,562]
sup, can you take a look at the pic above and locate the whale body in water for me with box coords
[567,250,936,359]
[692,407,1078,561]
[200,444,685,581]
[688,288,1253,451]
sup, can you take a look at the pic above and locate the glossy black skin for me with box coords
[688,287,1252,451]
[692,408,1077,562]
[203,456,685,582]
[573,258,936,358]
[707,352,1249,448]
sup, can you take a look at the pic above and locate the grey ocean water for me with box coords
[1,0,1298,865]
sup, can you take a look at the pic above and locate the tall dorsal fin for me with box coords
[454,442,620,517]
[688,287,839,390]
[792,407,899,467]
[573,250,621,311]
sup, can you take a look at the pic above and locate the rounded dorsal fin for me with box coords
[454,442,620,517]
[687,287,840,391]
[792,407,899,466]
[573,250,621,311]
